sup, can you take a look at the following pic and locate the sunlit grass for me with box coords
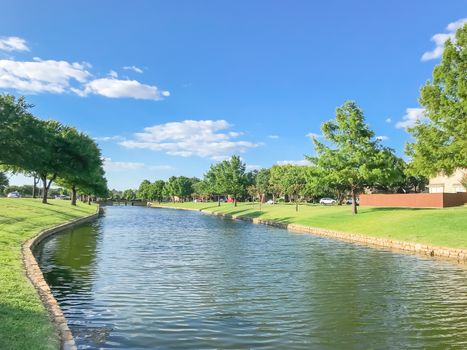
[0,198,97,350]
[154,201,467,248]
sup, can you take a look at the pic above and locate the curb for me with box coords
[22,207,100,350]
[149,204,467,263]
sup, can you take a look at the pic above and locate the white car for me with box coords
[319,197,336,205]
[7,191,21,198]
[266,199,275,205]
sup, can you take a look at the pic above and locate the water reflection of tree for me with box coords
[36,222,100,297]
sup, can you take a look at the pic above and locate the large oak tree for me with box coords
[407,23,467,177]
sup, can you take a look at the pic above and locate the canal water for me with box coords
[34,206,467,349]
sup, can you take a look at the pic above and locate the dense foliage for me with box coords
[308,101,403,214]
[407,23,467,177]
[0,94,107,204]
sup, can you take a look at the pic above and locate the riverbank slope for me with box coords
[152,202,467,249]
[0,198,97,350]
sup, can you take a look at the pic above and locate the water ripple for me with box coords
[34,206,467,349]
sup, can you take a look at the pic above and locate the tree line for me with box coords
[128,23,467,215]
[0,94,107,205]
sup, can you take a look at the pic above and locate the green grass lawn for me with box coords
[0,198,97,350]
[154,201,467,248]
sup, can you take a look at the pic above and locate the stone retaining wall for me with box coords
[22,209,100,350]
[150,204,467,263]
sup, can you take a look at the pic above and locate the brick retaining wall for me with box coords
[359,193,467,208]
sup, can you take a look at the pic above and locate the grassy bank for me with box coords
[153,201,467,249]
[0,198,97,350]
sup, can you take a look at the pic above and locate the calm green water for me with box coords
[34,206,467,349]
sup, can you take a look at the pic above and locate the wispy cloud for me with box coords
[0,36,29,52]
[94,135,125,142]
[123,65,143,73]
[268,135,279,139]
[375,135,389,141]
[385,118,392,123]
[120,120,260,160]
[103,158,173,171]
[395,108,427,129]
[246,164,262,171]
[276,160,310,166]
[421,18,467,61]
[306,132,322,139]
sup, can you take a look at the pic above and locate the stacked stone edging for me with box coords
[22,208,100,350]
[149,204,467,263]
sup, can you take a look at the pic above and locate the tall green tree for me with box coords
[192,180,211,201]
[0,95,37,169]
[55,127,106,205]
[407,23,467,177]
[137,180,151,200]
[269,165,288,201]
[122,189,136,200]
[270,165,307,211]
[254,168,271,209]
[0,172,8,195]
[204,155,247,206]
[308,101,400,214]
[147,180,165,202]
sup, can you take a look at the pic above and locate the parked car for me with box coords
[345,198,359,205]
[319,197,336,205]
[266,199,275,205]
[7,191,21,198]
[55,194,71,200]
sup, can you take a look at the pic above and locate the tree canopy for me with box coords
[308,101,401,214]
[0,94,107,203]
[406,23,467,177]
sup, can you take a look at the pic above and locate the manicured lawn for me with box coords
[154,201,467,248]
[0,198,97,350]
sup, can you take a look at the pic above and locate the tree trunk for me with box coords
[71,186,77,206]
[41,177,48,204]
[351,189,358,214]
[88,196,91,205]
[234,198,237,207]
[295,200,298,212]
[33,176,39,199]
[218,196,220,207]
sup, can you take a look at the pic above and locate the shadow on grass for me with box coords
[361,207,436,214]
[0,302,57,350]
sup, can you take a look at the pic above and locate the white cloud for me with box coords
[375,135,389,141]
[421,18,467,61]
[0,36,168,100]
[79,78,170,100]
[306,132,322,139]
[246,164,262,171]
[94,135,125,142]
[268,135,279,139]
[103,158,173,171]
[395,108,427,129]
[123,65,143,73]
[120,120,260,159]
[385,118,392,123]
[276,159,310,166]
[0,36,29,52]
[0,58,91,94]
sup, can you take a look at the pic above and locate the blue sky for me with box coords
[1,0,466,189]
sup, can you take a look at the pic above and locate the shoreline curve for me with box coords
[149,204,467,264]
[22,207,100,350]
